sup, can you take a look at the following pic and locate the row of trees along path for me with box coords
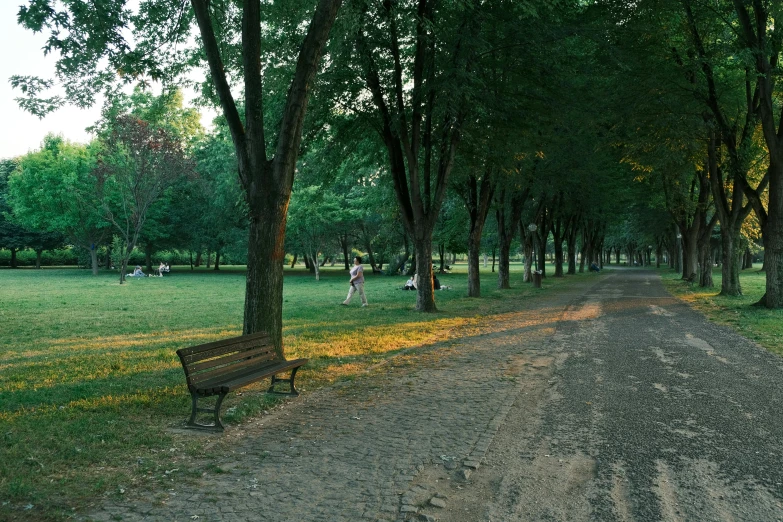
[6,0,783,360]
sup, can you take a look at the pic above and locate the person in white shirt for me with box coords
[342,256,368,307]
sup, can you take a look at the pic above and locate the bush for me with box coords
[0,247,80,267]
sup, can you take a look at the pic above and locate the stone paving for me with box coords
[84,279,595,522]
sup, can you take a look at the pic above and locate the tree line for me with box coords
[2,0,780,356]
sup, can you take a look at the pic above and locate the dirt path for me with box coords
[430,269,783,521]
[84,269,783,521]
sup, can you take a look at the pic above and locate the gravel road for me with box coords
[85,269,783,521]
[439,268,783,521]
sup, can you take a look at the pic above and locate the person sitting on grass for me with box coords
[157,261,166,277]
[128,265,145,277]
[433,274,451,290]
[403,277,415,290]
[589,262,601,273]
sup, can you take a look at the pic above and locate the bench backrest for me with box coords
[176,332,279,389]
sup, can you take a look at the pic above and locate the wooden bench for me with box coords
[176,331,307,431]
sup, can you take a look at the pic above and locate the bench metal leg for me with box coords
[268,366,301,396]
[185,391,226,432]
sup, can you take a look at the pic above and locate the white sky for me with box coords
[0,3,104,158]
[0,2,214,160]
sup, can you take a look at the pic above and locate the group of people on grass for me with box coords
[127,262,170,278]
[402,272,450,291]
[342,256,454,308]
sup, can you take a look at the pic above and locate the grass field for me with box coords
[660,265,783,356]
[0,262,583,521]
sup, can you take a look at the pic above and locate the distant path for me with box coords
[84,269,783,521]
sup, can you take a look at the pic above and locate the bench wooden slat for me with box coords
[186,350,282,386]
[177,331,269,356]
[179,333,273,364]
[198,359,307,394]
[192,358,301,392]
[186,345,277,374]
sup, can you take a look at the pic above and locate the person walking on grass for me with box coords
[343,255,368,307]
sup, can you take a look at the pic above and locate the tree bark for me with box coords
[567,222,578,275]
[91,248,99,275]
[496,188,525,289]
[552,215,564,277]
[414,239,436,312]
[523,231,533,282]
[213,250,221,270]
[461,168,496,298]
[340,233,350,270]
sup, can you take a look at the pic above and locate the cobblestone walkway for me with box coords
[85,279,595,522]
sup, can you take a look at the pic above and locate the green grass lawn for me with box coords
[660,265,783,356]
[0,261,585,521]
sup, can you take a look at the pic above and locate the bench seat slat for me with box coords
[219,359,306,393]
[186,350,283,386]
[193,358,307,394]
[186,345,277,374]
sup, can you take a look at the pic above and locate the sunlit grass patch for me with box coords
[0,262,587,520]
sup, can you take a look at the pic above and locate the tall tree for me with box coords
[8,136,109,274]
[333,0,487,311]
[95,115,196,282]
[730,0,783,307]
[14,0,343,354]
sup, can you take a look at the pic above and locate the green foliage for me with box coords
[8,136,108,255]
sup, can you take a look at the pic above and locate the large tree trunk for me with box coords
[552,217,564,278]
[760,159,783,306]
[364,238,379,273]
[213,250,221,270]
[467,229,482,297]
[91,248,99,275]
[680,230,699,281]
[413,239,436,312]
[496,190,525,289]
[498,236,510,289]
[340,233,350,270]
[463,169,496,298]
[523,233,533,282]
[718,227,743,296]
[567,224,577,275]
[698,239,713,287]
[243,198,288,352]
